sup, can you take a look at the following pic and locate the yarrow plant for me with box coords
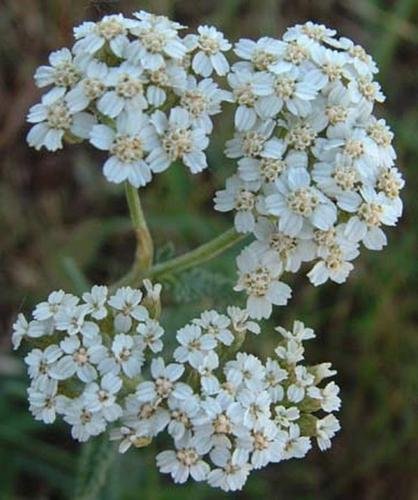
[27,11,232,186]
[214,22,404,318]
[17,11,403,495]
[13,286,340,491]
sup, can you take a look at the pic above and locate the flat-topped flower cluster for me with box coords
[26,15,404,320]
[215,22,404,319]
[27,12,232,186]
[20,10,405,494]
[13,284,340,492]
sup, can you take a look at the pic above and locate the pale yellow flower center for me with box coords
[111,136,144,163]
[244,267,271,297]
[46,101,72,129]
[288,188,319,216]
[162,128,193,160]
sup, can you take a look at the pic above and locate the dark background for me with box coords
[0,0,417,498]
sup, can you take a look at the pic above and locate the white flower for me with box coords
[316,414,340,450]
[266,168,337,236]
[65,60,109,113]
[319,124,379,180]
[229,389,272,428]
[55,304,99,338]
[174,324,216,369]
[136,358,191,403]
[225,119,275,159]
[194,394,240,453]
[309,44,352,88]
[97,62,147,119]
[12,314,29,350]
[177,76,232,133]
[33,290,78,321]
[144,63,187,107]
[348,75,385,104]
[238,147,307,188]
[239,419,286,469]
[27,96,96,151]
[149,107,209,174]
[312,158,363,212]
[276,320,315,342]
[100,333,144,378]
[227,71,273,131]
[344,187,400,250]
[275,339,304,364]
[108,286,148,331]
[226,306,260,335]
[62,398,106,442]
[234,37,286,72]
[308,381,341,412]
[274,405,300,428]
[264,358,287,402]
[286,366,315,403]
[234,247,291,319]
[28,379,61,424]
[224,353,265,391]
[252,217,316,272]
[283,22,338,47]
[167,397,200,441]
[34,47,84,102]
[338,36,378,76]
[214,175,259,233]
[137,319,164,353]
[310,362,337,383]
[83,373,123,422]
[196,351,220,395]
[129,12,187,70]
[281,424,311,459]
[110,425,151,453]
[156,436,210,484]
[193,310,233,346]
[207,448,252,492]
[25,345,62,386]
[73,14,137,56]
[82,285,108,320]
[185,25,231,77]
[50,334,105,383]
[376,166,404,202]
[256,66,324,119]
[143,279,162,303]
[307,237,359,286]
[90,113,159,187]
[125,396,170,438]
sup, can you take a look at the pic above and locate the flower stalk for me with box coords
[124,182,154,273]
[116,226,247,288]
[146,227,246,280]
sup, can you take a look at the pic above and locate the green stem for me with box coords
[146,227,246,280]
[73,434,116,500]
[116,227,246,288]
[124,182,154,275]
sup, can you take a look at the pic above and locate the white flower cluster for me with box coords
[27,11,232,187]
[13,286,340,492]
[12,281,163,441]
[138,316,340,491]
[214,22,404,319]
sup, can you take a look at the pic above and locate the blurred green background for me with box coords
[1,0,417,498]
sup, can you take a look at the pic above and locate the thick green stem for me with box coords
[73,434,116,500]
[124,182,154,274]
[146,227,246,280]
